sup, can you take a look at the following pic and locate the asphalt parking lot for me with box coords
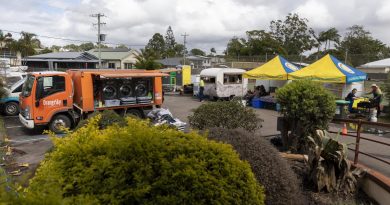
[2,95,390,178]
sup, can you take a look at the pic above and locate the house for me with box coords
[23,52,99,71]
[157,55,212,70]
[88,48,137,69]
[359,58,390,80]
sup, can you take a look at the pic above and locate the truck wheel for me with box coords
[125,109,143,119]
[4,102,19,116]
[49,115,71,134]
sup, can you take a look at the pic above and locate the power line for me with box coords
[0,29,146,48]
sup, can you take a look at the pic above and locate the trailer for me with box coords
[200,68,247,99]
[19,69,167,133]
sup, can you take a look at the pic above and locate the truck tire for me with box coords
[49,114,71,134]
[4,102,19,116]
[125,109,144,119]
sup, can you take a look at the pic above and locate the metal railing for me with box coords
[330,118,390,166]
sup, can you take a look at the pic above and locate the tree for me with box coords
[0,31,13,50]
[78,42,95,51]
[190,48,205,56]
[226,37,246,58]
[165,26,177,57]
[10,32,41,57]
[145,33,165,59]
[134,49,162,70]
[276,80,336,152]
[63,44,80,51]
[210,47,216,55]
[50,45,61,52]
[115,44,128,49]
[246,30,286,56]
[337,25,390,66]
[174,43,185,57]
[39,47,52,54]
[270,13,316,55]
[318,28,340,51]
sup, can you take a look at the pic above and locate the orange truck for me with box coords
[19,69,167,133]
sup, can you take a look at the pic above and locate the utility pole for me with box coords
[91,13,106,69]
[345,49,348,64]
[181,32,189,65]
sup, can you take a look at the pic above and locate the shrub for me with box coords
[75,110,127,130]
[276,80,336,151]
[208,128,305,205]
[188,100,262,132]
[26,116,265,204]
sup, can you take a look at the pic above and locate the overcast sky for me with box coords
[1,0,389,54]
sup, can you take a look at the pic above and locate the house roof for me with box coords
[26,52,98,60]
[360,58,390,69]
[157,55,210,66]
[87,48,136,60]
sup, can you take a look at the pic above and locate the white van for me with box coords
[200,68,248,99]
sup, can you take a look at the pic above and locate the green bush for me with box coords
[188,101,262,132]
[25,116,265,204]
[276,80,336,151]
[208,128,305,205]
[75,110,127,130]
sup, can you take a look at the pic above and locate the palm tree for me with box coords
[319,28,340,51]
[10,32,41,57]
[134,49,162,70]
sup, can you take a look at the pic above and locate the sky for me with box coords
[1,0,390,54]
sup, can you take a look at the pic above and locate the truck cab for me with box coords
[19,72,74,131]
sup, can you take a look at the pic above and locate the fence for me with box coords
[329,118,390,167]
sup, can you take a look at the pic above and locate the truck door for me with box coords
[33,75,73,124]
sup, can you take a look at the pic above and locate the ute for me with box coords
[19,69,167,133]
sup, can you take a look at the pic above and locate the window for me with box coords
[223,74,242,84]
[6,76,22,88]
[203,77,215,84]
[12,84,23,93]
[124,63,133,69]
[37,76,66,98]
[22,75,35,97]
[108,63,115,69]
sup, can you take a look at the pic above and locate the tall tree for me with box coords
[79,42,95,51]
[174,44,186,57]
[63,44,80,51]
[226,37,246,58]
[270,13,316,55]
[337,25,390,66]
[165,26,177,57]
[319,28,340,51]
[50,45,61,52]
[210,48,216,55]
[245,30,286,56]
[10,32,41,57]
[190,48,206,56]
[145,33,165,59]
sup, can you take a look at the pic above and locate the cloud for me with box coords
[0,0,389,54]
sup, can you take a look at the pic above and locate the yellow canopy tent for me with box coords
[289,54,366,83]
[243,55,300,80]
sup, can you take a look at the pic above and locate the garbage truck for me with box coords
[19,69,167,133]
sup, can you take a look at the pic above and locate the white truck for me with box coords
[1,78,25,115]
[200,68,247,100]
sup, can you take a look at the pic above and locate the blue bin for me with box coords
[252,98,263,109]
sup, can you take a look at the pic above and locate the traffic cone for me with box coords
[342,123,348,135]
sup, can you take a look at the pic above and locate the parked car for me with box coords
[0,71,27,88]
[1,78,25,115]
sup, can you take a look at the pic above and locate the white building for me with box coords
[88,48,138,69]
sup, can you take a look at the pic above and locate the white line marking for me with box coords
[6,125,23,129]
[9,137,49,144]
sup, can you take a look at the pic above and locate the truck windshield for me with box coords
[22,75,35,97]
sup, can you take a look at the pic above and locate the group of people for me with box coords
[244,85,268,102]
[345,84,383,117]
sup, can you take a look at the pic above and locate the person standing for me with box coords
[199,78,205,102]
[367,84,383,117]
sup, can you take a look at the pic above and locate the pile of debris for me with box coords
[147,108,186,132]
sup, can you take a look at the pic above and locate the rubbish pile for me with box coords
[147,108,186,132]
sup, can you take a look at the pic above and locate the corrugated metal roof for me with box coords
[27,52,98,60]
[87,49,136,60]
[360,58,390,68]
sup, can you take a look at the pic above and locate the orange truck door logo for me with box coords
[43,99,62,107]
